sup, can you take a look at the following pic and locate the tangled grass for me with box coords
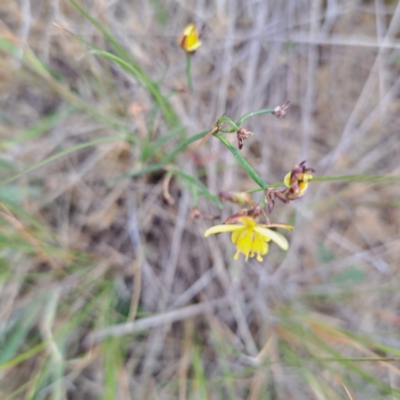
[0,1,400,399]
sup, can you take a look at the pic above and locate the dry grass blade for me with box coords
[0,207,64,275]
[334,374,356,400]
[84,297,230,346]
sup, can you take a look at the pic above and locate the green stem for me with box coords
[217,108,276,134]
[186,55,193,93]
[247,174,400,194]
[214,133,268,189]
[216,116,239,131]
[311,175,400,184]
[247,181,284,193]
[116,106,278,187]
[236,108,275,126]
[259,191,266,208]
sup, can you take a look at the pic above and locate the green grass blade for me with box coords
[12,107,74,145]
[0,340,48,371]
[90,49,179,128]
[114,130,209,183]
[69,0,179,128]
[141,125,186,162]
[0,301,42,364]
[69,0,139,67]
[191,346,208,399]
[161,130,209,164]
[172,168,222,207]
[2,136,125,185]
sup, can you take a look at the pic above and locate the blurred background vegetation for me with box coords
[0,0,400,399]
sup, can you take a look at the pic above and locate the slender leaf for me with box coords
[214,133,268,189]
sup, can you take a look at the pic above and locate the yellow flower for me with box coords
[204,217,293,262]
[284,170,312,197]
[179,24,202,54]
[283,160,314,199]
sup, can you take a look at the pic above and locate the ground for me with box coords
[0,1,400,399]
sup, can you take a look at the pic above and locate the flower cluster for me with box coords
[202,161,314,263]
[177,25,315,262]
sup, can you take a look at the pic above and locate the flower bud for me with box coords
[272,101,290,118]
[236,128,254,150]
[284,160,315,200]
[219,191,256,206]
[179,24,202,55]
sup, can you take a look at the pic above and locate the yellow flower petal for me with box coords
[231,228,253,259]
[284,172,292,188]
[183,24,197,36]
[298,181,308,194]
[204,224,244,237]
[254,227,289,251]
[258,223,294,231]
[185,36,202,52]
[237,216,257,227]
[180,24,202,53]
[231,227,246,245]
[251,232,269,256]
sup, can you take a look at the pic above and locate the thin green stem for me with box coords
[247,181,284,193]
[186,55,193,93]
[216,108,276,134]
[236,108,275,126]
[247,174,400,194]
[259,191,266,208]
[216,116,239,131]
[311,175,400,184]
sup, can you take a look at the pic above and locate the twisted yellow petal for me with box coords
[254,227,289,251]
[204,224,244,237]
